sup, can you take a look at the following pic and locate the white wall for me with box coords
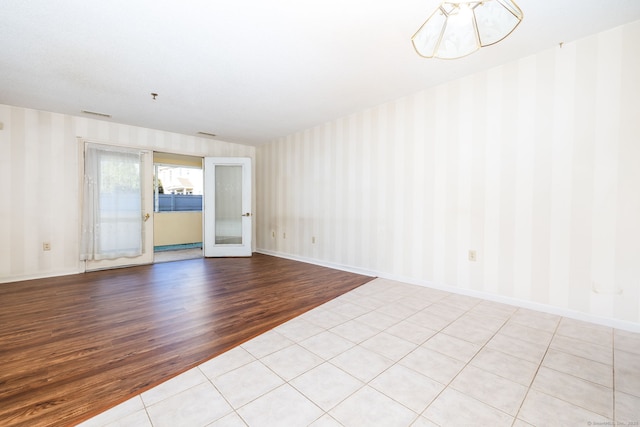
[256,20,640,327]
[0,105,255,282]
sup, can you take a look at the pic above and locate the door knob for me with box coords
[242,213,252,217]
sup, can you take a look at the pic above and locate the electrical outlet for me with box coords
[283,232,286,239]
[468,250,477,262]
[271,231,275,238]
[43,242,51,251]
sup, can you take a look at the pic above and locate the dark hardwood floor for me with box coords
[0,254,374,427]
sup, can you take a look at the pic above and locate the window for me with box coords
[82,144,145,260]
[154,164,203,212]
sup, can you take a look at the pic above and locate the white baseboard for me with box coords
[0,268,83,285]
[256,249,378,278]
[256,249,640,333]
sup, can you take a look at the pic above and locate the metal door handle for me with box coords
[144,213,150,222]
[242,213,252,217]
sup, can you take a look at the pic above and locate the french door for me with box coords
[81,142,154,271]
[203,157,252,257]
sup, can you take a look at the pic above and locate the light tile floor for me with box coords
[78,278,640,427]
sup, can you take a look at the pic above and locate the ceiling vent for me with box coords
[197,131,217,138]
[81,110,112,118]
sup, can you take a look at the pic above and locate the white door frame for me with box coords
[203,157,252,257]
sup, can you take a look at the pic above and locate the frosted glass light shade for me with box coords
[412,0,523,59]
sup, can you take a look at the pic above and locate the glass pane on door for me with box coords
[215,165,243,244]
[83,142,154,271]
[203,157,252,257]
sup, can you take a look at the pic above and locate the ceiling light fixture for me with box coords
[412,0,523,59]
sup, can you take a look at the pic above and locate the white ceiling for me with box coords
[2,0,640,146]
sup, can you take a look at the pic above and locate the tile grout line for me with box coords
[239,304,365,426]
[316,291,458,424]
[302,299,393,422]
[200,363,252,426]
[612,329,616,423]
[143,402,154,427]
[284,290,455,425]
[525,319,618,421]
[279,303,376,426]
[396,298,517,424]
[429,302,519,422]
[511,315,562,425]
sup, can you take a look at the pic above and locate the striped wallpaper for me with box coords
[257,20,640,327]
[0,106,255,282]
